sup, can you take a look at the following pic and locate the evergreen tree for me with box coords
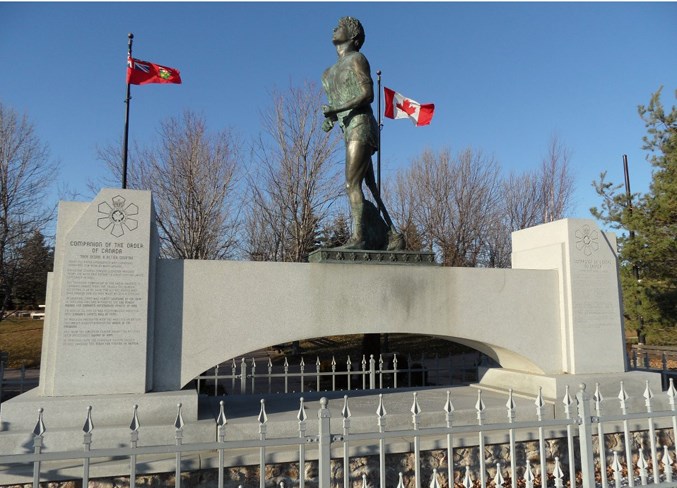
[14,230,53,308]
[318,213,351,249]
[592,87,677,343]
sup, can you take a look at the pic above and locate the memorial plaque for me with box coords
[40,189,158,396]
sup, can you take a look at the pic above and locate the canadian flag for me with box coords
[384,87,435,126]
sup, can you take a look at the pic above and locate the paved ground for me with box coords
[197,384,553,441]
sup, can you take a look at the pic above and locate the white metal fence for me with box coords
[3,380,677,488]
[194,352,485,396]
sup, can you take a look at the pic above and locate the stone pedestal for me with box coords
[308,248,437,266]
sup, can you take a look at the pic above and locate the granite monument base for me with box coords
[0,388,198,432]
[308,248,437,265]
[478,367,663,403]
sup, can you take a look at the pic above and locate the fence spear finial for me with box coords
[411,392,421,416]
[668,378,677,407]
[506,388,516,423]
[376,394,387,418]
[83,405,94,434]
[535,386,545,409]
[130,404,140,432]
[618,381,629,414]
[297,397,307,422]
[638,447,648,484]
[174,403,184,430]
[593,382,604,408]
[562,384,573,407]
[217,400,227,427]
[342,395,352,419]
[643,380,654,411]
[444,390,454,429]
[463,465,472,488]
[475,389,485,412]
[444,390,454,414]
[33,407,46,437]
[611,451,623,485]
[525,461,535,488]
[258,399,268,425]
[663,445,674,482]
[430,468,441,487]
[554,457,564,487]
[493,463,504,486]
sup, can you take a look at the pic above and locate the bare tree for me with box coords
[491,136,575,265]
[487,135,575,233]
[539,134,575,222]
[390,147,502,266]
[244,82,342,262]
[98,110,241,259]
[0,103,57,318]
[481,170,543,269]
[503,170,542,231]
[389,137,575,268]
[383,176,424,252]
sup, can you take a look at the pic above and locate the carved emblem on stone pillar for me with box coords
[97,195,139,237]
[575,224,599,256]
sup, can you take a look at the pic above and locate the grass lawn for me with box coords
[0,317,43,368]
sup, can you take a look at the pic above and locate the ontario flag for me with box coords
[127,56,182,85]
[384,87,434,126]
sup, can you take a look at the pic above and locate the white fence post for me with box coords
[297,398,307,488]
[576,385,596,488]
[258,399,268,488]
[317,397,332,488]
[32,408,45,488]
[240,358,247,394]
[82,406,93,486]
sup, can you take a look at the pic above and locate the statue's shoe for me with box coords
[340,239,367,250]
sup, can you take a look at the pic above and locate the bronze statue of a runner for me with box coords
[322,17,404,251]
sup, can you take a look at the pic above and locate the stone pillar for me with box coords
[511,218,627,375]
[39,189,158,396]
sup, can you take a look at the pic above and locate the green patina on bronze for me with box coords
[321,17,404,252]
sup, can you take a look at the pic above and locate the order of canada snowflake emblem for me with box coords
[575,224,599,256]
[97,195,139,237]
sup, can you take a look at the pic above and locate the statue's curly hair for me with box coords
[338,16,365,50]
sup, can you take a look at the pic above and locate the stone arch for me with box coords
[152,260,560,392]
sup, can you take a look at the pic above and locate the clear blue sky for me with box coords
[1,2,676,221]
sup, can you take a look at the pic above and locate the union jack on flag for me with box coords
[126,55,181,85]
[129,58,150,73]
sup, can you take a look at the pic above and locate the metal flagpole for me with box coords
[376,70,382,193]
[122,33,134,189]
[375,70,388,354]
[623,154,645,344]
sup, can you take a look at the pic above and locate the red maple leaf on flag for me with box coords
[396,99,417,116]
